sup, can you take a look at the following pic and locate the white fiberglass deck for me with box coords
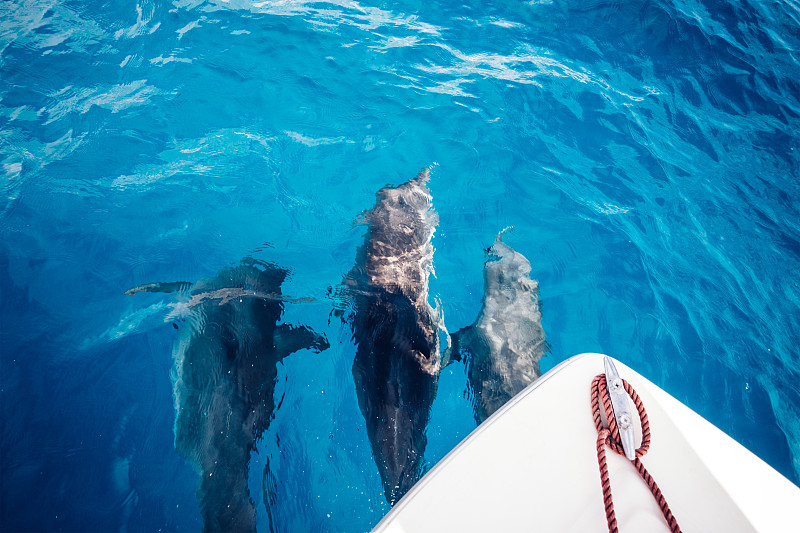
[373,353,800,533]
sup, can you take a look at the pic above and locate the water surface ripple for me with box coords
[1,0,799,531]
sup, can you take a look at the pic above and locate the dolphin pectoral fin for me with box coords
[443,326,470,366]
[441,341,456,366]
[124,281,192,295]
[327,282,355,323]
[274,324,330,356]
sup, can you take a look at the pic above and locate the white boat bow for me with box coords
[373,353,800,532]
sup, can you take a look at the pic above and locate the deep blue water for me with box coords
[1,0,799,531]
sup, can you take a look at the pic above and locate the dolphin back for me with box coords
[348,168,443,504]
[453,233,546,424]
[137,259,327,533]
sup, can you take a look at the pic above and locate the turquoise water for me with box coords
[1,0,799,531]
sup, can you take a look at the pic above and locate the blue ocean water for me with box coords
[1,0,799,531]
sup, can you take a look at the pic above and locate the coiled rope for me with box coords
[590,374,682,533]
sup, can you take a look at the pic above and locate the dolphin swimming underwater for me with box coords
[449,232,546,424]
[341,168,445,505]
[127,259,328,533]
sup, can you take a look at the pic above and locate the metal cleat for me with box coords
[604,356,637,460]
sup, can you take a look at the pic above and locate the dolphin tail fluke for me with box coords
[274,324,330,356]
[125,281,192,295]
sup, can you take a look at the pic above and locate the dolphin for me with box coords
[449,232,546,424]
[342,167,445,505]
[127,258,328,533]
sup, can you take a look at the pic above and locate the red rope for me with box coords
[590,374,682,533]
